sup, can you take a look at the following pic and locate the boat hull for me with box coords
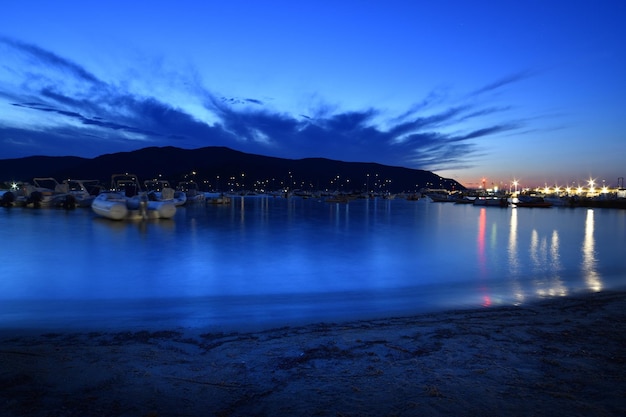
[92,193,176,220]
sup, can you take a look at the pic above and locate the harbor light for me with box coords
[588,178,596,195]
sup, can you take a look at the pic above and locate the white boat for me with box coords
[91,174,176,220]
[64,179,104,208]
[427,192,456,202]
[92,192,176,220]
[144,179,187,206]
[15,177,75,208]
[473,196,509,207]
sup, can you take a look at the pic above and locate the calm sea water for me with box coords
[1,196,625,331]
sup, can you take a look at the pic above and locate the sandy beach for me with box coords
[1,290,625,417]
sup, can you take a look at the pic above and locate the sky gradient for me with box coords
[1,1,624,188]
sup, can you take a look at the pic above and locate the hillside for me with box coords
[0,146,463,193]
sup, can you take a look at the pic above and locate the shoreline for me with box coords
[2,290,625,416]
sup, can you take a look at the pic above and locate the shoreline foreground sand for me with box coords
[1,291,625,416]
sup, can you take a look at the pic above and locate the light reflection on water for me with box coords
[582,208,601,291]
[0,197,625,331]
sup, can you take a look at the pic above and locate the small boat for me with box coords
[514,194,553,208]
[325,193,351,203]
[64,179,104,208]
[144,179,187,206]
[91,193,176,220]
[514,197,553,208]
[543,195,573,207]
[91,174,176,220]
[0,190,16,207]
[15,177,76,208]
[207,193,232,205]
[177,181,206,204]
[473,196,509,207]
[427,192,456,202]
[453,197,475,204]
[514,200,553,208]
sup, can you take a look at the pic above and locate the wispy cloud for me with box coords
[0,36,103,85]
[469,70,536,97]
[0,37,530,170]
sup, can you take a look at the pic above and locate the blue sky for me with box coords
[1,1,624,188]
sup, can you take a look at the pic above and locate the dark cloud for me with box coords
[0,37,530,170]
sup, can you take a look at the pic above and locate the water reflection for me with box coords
[549,230,566,295]
[476,208,491,307]
[507,209,524,303]
[529,224,566,297]
[582,209,601,291]
[477,208,486,269]
[1,197,623,330]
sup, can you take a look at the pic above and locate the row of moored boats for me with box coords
[0,174,216,220]
[425,189,626,208]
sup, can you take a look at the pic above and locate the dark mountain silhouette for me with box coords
[0,146,464,192]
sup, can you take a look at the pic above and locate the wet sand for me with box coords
[1,290,625,416]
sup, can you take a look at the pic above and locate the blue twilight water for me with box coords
[1,196,625,331]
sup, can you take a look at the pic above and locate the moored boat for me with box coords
[515,194,553,208]
[144,179,187,206]
[426,191,456,202]
[454,197,475,204]
[92,192,176,220]
[15,177,76,208]
[177,181,206,204]
[324,193,352,203]
[64,179,104,208]
[514,200,553,208]
[473,196,509,207]
[91,174,176,220]
[207,193,232,205]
